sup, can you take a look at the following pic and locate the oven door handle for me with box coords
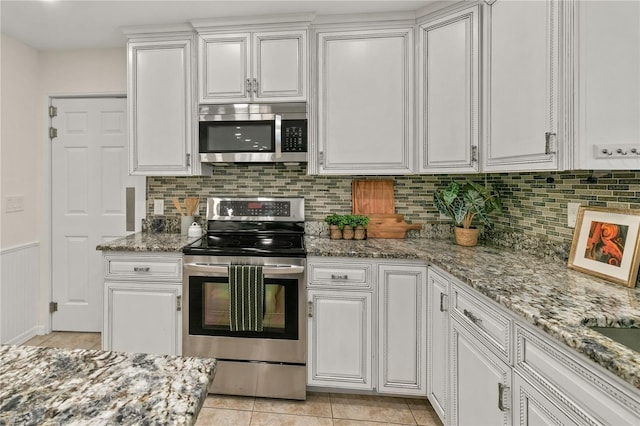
[184,263,304,275]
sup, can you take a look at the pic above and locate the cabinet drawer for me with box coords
[515,325,640,425]
[451,283,511,361]
[307,259,372,290]
[104,254,182,282]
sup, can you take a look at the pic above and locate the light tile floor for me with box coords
[22,332,443,426]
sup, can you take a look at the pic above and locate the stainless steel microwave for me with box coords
[199,103,307,164]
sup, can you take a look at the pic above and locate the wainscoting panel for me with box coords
[0,242,40,344]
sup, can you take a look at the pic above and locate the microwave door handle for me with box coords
[275,114,282,159]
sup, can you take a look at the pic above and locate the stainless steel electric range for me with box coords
[182,197,306,400]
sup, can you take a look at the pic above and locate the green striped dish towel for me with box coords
[228,265,264,332]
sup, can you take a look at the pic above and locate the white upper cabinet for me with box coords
[127,33,196,176]
[417,5,480,174]
[197,30,307,103]
[573,1,640,170]
[482,0,567,172]
[314,26,414,175]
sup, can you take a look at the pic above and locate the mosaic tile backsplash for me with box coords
[147,164,640,261]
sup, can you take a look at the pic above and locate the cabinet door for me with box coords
[307,289,373,390]
[377,264,427,396]
[575,1,640,170]
[316,28,414,175]
[104,282,181,356]
[198,33,251,103]
[513,372,581,426]
[451,317,512,426]
[128,38,194,175]
[418,5,480,173]
[253,30,307,102]
[427,269,450,422]
[482,0,560,172]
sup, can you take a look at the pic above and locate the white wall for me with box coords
[0,36,128,339]
[0,34,40,249]
[0,34,42,342]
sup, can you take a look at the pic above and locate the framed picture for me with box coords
[568,206,640,288]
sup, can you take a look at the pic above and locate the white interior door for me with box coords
[51,97,145,331]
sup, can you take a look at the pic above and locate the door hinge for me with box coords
[471,146,478,163]
[49,301,58,313]
[49,127,58,139]
[177,295,182,312]
[307,301,313,318]
[49,105,58,118]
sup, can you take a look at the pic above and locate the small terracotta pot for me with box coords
[454,226,479,247]
[329,225,342,240]
[354,226,366,240]
[342,225,355,240]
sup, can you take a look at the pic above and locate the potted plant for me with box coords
[433,180,502,246]
[342,215,356,240]
[325,214,348,240]
[350,215,370,240]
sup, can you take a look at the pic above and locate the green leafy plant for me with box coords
[347,215,370,228]
[324,214,349,230]
[433,180,502,229]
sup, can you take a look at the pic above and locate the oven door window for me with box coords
[199,121,274,153]
[188,276,298,340]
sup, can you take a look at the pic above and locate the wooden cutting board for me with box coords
[352,180,395,215]
[366,213,422,239]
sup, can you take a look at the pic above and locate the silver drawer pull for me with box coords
[463,309,482,326]
[133,266,150,272]
[498,383,510,411]
[331,274,348,280]
[439,292,448,312]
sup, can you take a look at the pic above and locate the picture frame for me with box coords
[568,206,640,288]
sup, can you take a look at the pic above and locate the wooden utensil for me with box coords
[185,198,199,216]
[352,180,395,215]
[366,213,422,239]
[172,197,184,216]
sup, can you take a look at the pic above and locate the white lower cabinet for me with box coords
[450,315,512,426]
[377,264,427,395]
[307,258,427,396]
[307,289,373,390]
[513,372,581,426]
[427,268,450,423]
[103,252,182,356]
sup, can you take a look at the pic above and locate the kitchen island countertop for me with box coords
[0,345,216,425]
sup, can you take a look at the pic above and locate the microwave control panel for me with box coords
[282,120,307,152]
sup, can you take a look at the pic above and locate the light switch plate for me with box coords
[567,202,581,228]
[5,195,24,213]
[153,199,164,215]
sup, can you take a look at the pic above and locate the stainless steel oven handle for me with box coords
[184,263,304,275]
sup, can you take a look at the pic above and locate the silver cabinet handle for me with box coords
[331,274,348,280]
[463,309,482,326]
[177,295,182,312]
[439,293,448,312]
[253,78,258,94]
[246,78,251,94]
[545,132,557,155]
[498,383,510,412]
[308,301,313,318]
[133,266,150,272]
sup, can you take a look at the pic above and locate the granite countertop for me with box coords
[306,236,640,391]
[96,232,202,252]
[0,345,216,425]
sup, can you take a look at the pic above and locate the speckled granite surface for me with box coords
[306,235,640,391]
[96,232,202,252]
[0,345,216,425]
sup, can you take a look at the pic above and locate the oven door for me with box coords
[182,256,306,364]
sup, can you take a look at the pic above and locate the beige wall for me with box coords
[0,34,40,249]
[1,36,128,333]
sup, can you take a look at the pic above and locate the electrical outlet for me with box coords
[153,199,164,215]
[567,202,581,228]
